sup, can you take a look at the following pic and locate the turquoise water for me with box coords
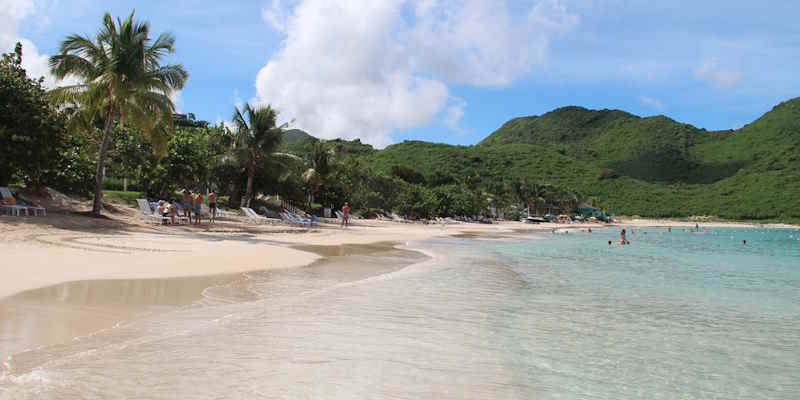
[2,227,799,398]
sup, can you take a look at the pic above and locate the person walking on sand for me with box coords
[208,191,217,223]
[341,202,351,228]
[182,189,193,220]
[194,191,203,225]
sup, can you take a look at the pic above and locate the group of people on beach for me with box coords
[156,189,217,225]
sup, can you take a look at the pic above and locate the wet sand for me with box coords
[0,241,425,367]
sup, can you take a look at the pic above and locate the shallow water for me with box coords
[1,228,799,399]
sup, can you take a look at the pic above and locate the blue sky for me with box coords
[2,0,799,147]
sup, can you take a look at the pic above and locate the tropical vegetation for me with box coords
[2,9,799,223]
[48,10,187,215]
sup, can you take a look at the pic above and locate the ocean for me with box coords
[2,227,799,399]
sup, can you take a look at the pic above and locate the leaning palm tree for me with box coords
[229,103,299,207]
[48,10,187,215]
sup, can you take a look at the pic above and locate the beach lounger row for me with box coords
[0,187,46,216]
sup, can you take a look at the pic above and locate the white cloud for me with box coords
[255,0,577,147]
[0,0,64,88]
[694,58,742,88]
[442,97,467,133]
[639,95,663,110]
[169,90,183,113]
[261,0,293,32]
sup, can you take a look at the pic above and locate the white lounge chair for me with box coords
[136,199,168,224]
[281,211,311,227]
[0,187,45,216]
[241,207,269,224]
[390,212,409,223]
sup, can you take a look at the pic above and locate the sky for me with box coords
[2,0,799,148]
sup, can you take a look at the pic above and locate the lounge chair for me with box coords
[136,199,168,224]
[241,207,270,224]
[390,212,409,223]
[281,211,311,227]
[0,187,45,216]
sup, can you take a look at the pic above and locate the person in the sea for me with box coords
[341,202,351,228]
[194,191,203,225]
[608,240,612,246]
[208,190,217,223]
[620,229,627,245]
[742,239,747,245]
[182,189,193,220]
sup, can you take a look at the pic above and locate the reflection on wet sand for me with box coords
[0,274,237,361]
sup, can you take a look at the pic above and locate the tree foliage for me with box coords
[49,9,187,214]
[0,43,93,193]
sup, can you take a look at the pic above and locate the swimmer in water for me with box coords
[620,229,627,245]
[743,239,747,245]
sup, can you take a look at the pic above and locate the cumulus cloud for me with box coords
[694,58,742,88]
[0,0,63,88]
[442,97,467,133]
[639,95,663,110]
[255,0,577,147]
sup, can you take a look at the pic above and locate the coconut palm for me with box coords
[229,103,299,207]
[48,10,187,215]
[302,140,333,207]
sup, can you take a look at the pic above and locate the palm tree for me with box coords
[48,10,187,215]
[229,103,298,207]
[302,140,332,208]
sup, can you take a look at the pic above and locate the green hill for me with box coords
[293,97,800,221]
[283,129,315,144]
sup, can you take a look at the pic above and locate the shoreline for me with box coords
[1,213,796,376]
[2,214,796,300]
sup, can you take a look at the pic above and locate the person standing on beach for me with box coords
[182,189,193,220]
[341,202,351,228]
[194,191,203,225]
[169,200,178,224]
[208,191,217,223]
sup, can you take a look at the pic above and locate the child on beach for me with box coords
[341,202,350,228]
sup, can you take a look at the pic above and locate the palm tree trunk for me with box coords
[243,163,255,207]
[91,114,114,215]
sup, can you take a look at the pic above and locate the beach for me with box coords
[2,212,799,398]
[0,211,542,363]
